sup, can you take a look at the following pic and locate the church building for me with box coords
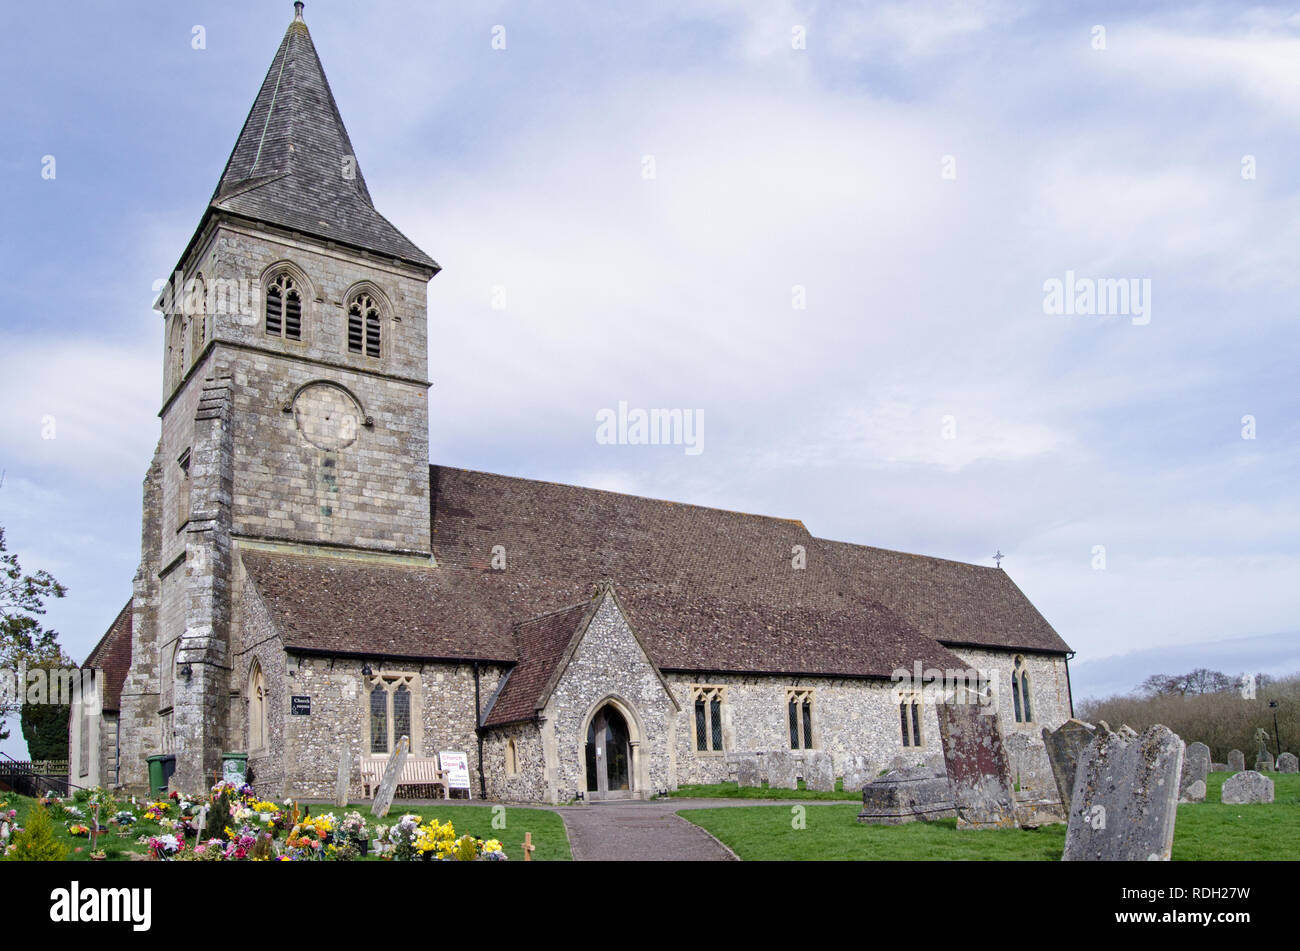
[71,5,1075,804]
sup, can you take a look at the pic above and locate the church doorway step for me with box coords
[584,703,636,801]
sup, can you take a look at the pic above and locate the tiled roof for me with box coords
[202,11,436,271]
[818,540,1071,654]
[429,465,972,678]
[239,466,1067,684]
[83,599,134,712]
[481,599,597,727]
[239,550,518,662]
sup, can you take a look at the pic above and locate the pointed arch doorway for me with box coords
[584,702,636,800]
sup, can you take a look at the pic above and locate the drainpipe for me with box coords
[473,662,486,799]
[1064,652,1076,719]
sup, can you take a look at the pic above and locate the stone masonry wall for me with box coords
[543,593,680,802]
[664,672,947,785]
[228,597,507,802]
[481,723,549,803]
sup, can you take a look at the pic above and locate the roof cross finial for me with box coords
[294,2,305,21]
[993,549,1004,569]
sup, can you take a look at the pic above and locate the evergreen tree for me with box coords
[4,802,68,862]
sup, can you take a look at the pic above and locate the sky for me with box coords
[1,1,1298,754]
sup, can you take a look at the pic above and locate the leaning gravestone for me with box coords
[335,747,352,807]
[765,750,798,790]
[371,735,410,818]
[1221,770,1273,804]
[1227,749,1245,773]
[1063,724,1183,861]
[1276,752,1298,774]
[858,766,955,824]
[1179,742,1210,803]
[804,751,835,792]
[936,703,1018,830]
[1043,719,1106,808]
[1254,750,1274,772]
[734,754,761,788]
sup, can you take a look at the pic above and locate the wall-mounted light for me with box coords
[361,663,373,677]
[180,663,192,683]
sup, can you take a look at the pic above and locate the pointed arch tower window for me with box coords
[348,292,382,358]
[265,272,303,341]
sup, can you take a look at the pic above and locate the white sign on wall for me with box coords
[439,751,471,789]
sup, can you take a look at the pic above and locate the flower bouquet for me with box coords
[147,833,185,860]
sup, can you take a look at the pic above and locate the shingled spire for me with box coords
[206,3,436,270]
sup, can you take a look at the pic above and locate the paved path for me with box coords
[551,797,857,861]
[554,799,738,861]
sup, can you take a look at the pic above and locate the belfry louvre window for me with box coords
[348,292,381,357]
[900,694,923,747]
[265,273,303,340]
[368,673,418,754]
[692,685,725,753]
[787,689,814,749]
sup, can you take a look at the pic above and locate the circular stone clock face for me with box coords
[292,383,362,450]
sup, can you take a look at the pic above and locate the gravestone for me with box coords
[1063,724,1183,861]
[765,750,798,790]
[1043,719,1105,808]
[1276,752,1298,773]
[1227,749,1245,772]
[858,766,955,824]
[1210,762,1228,772]
[935,703,1017,830]
[0,821,9,843]
[1179,742,1209,803]
[1221,770,1273,804]
[371,735,410,818]
[335,747,353,807]
[734,755,761,788]
[193,805,209,842]
[804,751,834,792]
[1005,731,1055,799]
[840,754,872,793]
[1254,750,1274,772]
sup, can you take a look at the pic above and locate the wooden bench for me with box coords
[360,755,449,800]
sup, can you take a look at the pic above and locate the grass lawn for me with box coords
[679,772,1300,861]
[669,781,855,801]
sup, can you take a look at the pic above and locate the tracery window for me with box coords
[900,692,923,747]
[347,292,381,357]
[265,272,303,340]
[691,685,725,753]
[1012,655,1033,723]
[787,688,815,750]
[368,672,419,754]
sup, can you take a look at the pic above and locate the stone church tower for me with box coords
[118,3,438,792]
